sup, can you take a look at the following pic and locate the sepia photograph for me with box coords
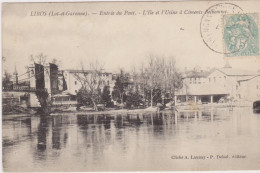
[1,1,260,172]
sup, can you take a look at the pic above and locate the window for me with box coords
[75,81,77,85]
[75,90,78,93]
[190,78,192,84]
[209,78,211,82]
[214,77,216,82]
[107,80,110,85]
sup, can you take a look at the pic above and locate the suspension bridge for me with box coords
[3,63,59,114]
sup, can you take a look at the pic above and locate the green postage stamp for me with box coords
[223,13,259,57]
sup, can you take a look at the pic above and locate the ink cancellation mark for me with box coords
[200,3,243,54]
[223,13,259,57]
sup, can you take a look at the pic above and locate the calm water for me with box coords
[2,108,260,171]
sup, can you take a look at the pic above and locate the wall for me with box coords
[63,71,114,95]
[240,76,260,101]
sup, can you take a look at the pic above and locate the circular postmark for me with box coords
[200,3,243,54]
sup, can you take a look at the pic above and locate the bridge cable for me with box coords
[17,70,45,82]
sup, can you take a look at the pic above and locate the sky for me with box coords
[2,1,260,76]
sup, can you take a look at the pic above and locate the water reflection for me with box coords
[2,108,260,171]
[52,116,62,149]
[37,116,48,151]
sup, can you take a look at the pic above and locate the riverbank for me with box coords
[50,103,252,116]
[3,101,254,116]
[175,101,252,110]
[2,104,37,115]
[50,106,161,116]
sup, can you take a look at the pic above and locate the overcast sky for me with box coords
[2,1,260,76]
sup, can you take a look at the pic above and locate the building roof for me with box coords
[183,70,211,78]
[63,69,112,75]
[238,74,260,82]
[175,84,229,96]
[217,68,256,76]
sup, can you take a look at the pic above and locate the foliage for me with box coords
[125,86,143,108]
[73,61,105,111]
[30,53,48,65]
[101,85,114,107]
[110,55,182,108]
[26,53,62,71]
[77,85,114,108]
[112,69,130,104]
[144,88,162,106]
[137,55,182,106]
[2,71,12,88]
[35,89,51,115]
[76,88,93,106]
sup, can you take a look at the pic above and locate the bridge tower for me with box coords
[28,64,36,88]
[27,63,59,114]
[44,63,59,96]
[44,65,51,94]
[28,64,40,107]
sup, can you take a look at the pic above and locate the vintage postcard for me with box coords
[1,0,260,172]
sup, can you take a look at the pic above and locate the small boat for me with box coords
[253,100,260,113]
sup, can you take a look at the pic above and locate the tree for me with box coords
[76,88,93,106]
[2,71,12,88]
[139,55,182,107]
[101,85,113,107]
[141,55,164,107]
[26,53,62,71]
[51,58,62,66]
[144,88,162,106]
[2,56,6,63]
[126,85,143,108]
[30,53,47,65]
[73,61,104,111]
[112,69,129,104]
[162,57,183,101]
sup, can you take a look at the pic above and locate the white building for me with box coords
[62,69,114,95]
[175,62,258,104]
[238,74,260,101]
[207,67,256,100]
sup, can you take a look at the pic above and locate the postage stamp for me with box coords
[223,13,259,57]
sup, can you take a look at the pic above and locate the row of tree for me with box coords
[75,55,183,110]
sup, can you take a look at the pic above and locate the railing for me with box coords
[3,85,47,92]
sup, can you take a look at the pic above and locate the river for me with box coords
[2,107,260,171]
